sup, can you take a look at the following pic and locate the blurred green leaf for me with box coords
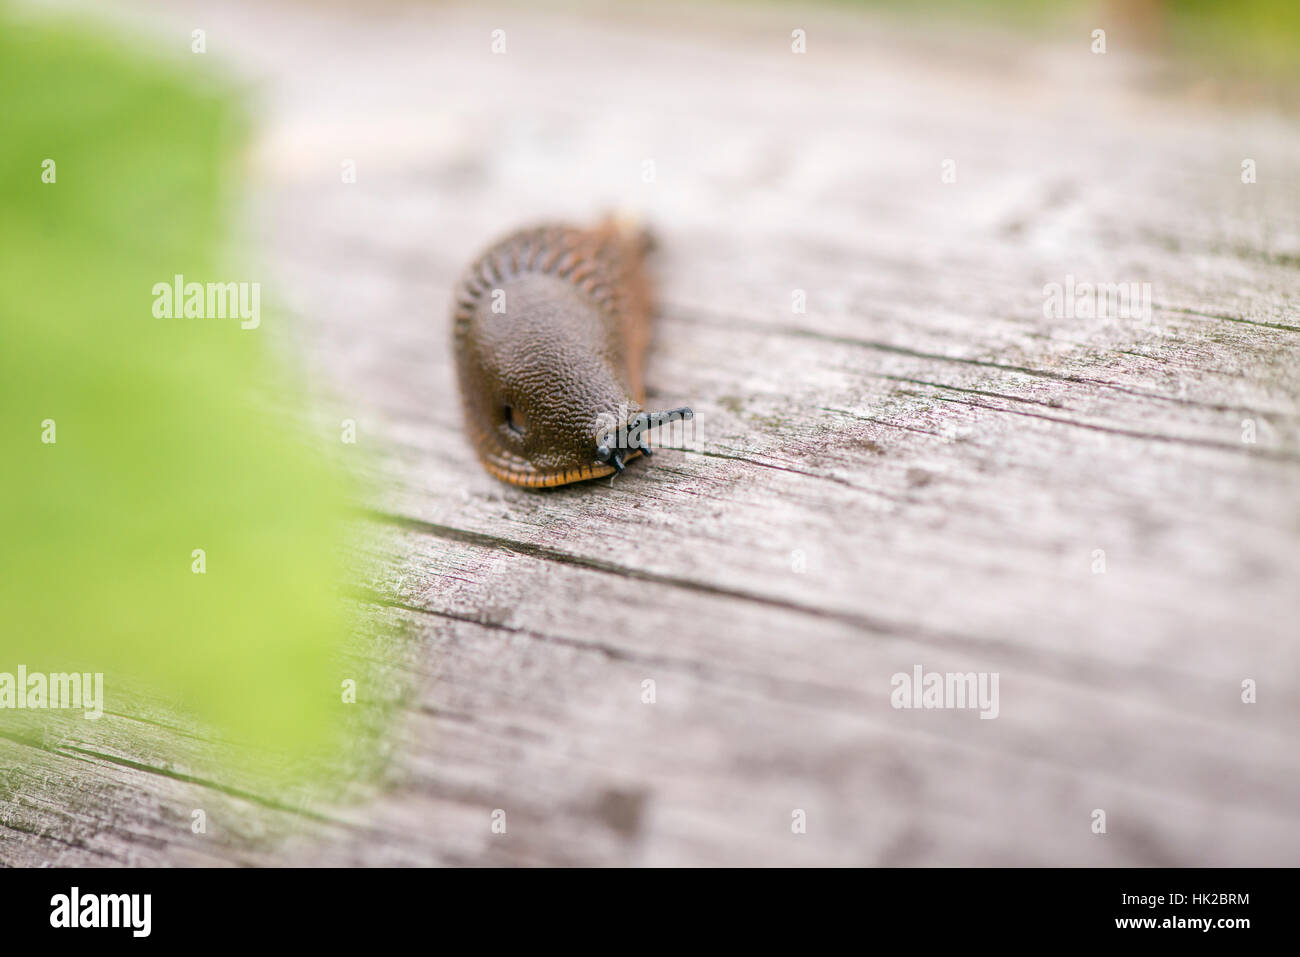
[0,13,358,779]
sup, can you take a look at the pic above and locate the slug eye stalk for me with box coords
[595,406,693,464]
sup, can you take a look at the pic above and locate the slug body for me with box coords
[452,218,689,487]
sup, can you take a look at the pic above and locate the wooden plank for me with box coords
[5,0,1298,866]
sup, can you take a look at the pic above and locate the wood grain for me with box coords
[4,0,1298,866]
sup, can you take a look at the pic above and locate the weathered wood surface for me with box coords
[4,0,1299,866]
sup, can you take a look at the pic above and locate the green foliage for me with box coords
[811,0,1300,74]
[0,14,357,777]
[1165,0,1300,74]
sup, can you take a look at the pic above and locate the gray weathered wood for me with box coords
[4,0,1298,866]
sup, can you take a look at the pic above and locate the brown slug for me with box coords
[451,216,692,487]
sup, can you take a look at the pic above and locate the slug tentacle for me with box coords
[452,217,683,488]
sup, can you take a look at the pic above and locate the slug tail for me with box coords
[602,208,656,256]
